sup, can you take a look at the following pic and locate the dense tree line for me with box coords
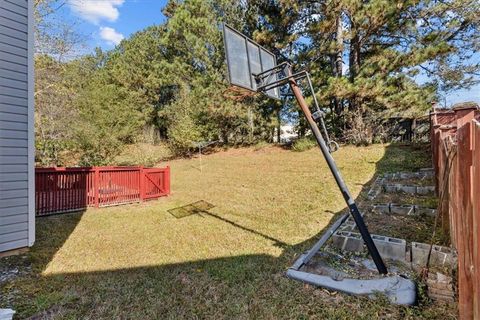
[34,0,479,166]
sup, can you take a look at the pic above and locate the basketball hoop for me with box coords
[221,24,417,304]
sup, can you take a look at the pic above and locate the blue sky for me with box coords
[64,0,478,107]
[65,0,168,49]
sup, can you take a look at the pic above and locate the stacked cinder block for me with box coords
[410,242,456,271]
[331,230,407,261]
[367,176,385,200]
[382,184,436,195]
[372,203,436,216]
[330,164,460,304]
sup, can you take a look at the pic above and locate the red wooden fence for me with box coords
[431,104,479,319]
[473,120,480,320]
[35,166,170,216]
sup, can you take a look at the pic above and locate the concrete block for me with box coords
[383,173,392,179]
[411,242,456,270]
[367,177,385,200]
[383,183,435,195]
[367,189,380,200]
[372,235,407,261]
[419,168,435,176]
[372,203,436,217]
[390,204,414,215]
[398,172,415,179]
[372,204,390,214]
[399,185,417,194]
[332,231,364,252]
[411,242,431,267]
[416,186,435,195]
[414,206,437,216]
[343,232,364,252]
[339,221,356,232]
[430,245,456,269]
[383,184,398,193]
[331,231,347,249]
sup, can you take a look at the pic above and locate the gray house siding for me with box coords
[0,0,34,253]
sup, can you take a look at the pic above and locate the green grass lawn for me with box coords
[1,144,456,319]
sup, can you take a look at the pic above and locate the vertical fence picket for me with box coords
[94,167,100,208]
[473,120,480,319]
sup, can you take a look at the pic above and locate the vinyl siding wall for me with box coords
[0,0,34,252]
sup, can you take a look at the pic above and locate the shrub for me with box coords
[115,143,172,167]
[253,141,271,151]
[291,136,317,152]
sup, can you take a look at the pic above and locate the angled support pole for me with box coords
[287,69,388,275]
[304,72,339,153]
[256,66,338,153]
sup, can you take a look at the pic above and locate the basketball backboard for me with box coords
[223,24,280,99]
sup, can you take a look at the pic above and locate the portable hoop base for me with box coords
[286,269,417,306]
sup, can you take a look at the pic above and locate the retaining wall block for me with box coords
[399,185,418,194]
[331,231,364,252]
[331,231,347,249]
[383,184,435,195]
[332,231,408,261]
[339,221,356,232]
[430,245,456,269]
[414,206,437,216]
[383,184,399,193]
[411,242,456,270]
[372,204,390,214]
[367,176,385,200]
[385,169,434,180]
[419,167,435,176]
[398,172,415,179]
[372,234,407,261]
[390,204,415,215]
[343,232,364,252]
[382,173,396,179]
[416,186,436,195]
[411,242,431,267]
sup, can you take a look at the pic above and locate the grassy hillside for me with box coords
[1,144,456,319]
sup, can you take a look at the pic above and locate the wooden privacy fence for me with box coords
[431,104,480,319]
[35,166,170,216]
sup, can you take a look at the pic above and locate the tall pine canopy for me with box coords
[34,0,479,165]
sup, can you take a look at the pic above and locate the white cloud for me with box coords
[69,0,124,24]
[99,27,124,45]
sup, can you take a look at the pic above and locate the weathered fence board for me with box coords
[473,121,480,319]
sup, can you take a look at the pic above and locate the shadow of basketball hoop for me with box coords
[167,201,287,248]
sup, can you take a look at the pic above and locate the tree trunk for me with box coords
[348,21,361,113]
[335,14,344,79]
[349,32,360,84]
[346,20,369,143]
[276,106,281,143]
[333,13,344,118]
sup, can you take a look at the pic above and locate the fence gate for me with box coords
[142,167,171,200]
